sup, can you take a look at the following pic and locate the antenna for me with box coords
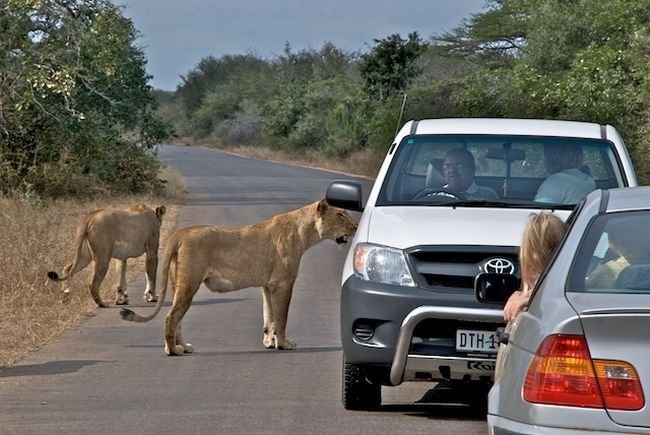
[394,93,408,137]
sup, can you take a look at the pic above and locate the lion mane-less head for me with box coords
[315,199,357,244]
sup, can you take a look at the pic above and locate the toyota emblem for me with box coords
[482,257,516,274]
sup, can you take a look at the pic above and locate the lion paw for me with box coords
[144,292,157,303]
[263,335,275,349]
[275,338,297,350]
[165,344,185,356]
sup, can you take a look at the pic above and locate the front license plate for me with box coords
[455,329,498,353]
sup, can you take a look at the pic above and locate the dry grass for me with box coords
[0,165,185,368]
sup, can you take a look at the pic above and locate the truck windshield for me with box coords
[376,134,626,208]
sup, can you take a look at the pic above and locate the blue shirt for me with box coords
[535,168,596,204]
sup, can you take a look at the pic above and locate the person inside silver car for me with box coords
[586,217,650,289]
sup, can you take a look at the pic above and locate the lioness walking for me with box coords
[48,204,166,308]
[120,198,357,356]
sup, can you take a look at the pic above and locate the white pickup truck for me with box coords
[325,118,637,411]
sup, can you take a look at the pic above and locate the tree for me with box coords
[433,0,525,65]
[274,42,359,83]
[1,0,172,198]
[426,0,650,182]
[359,32,427,99]
[176,53,272,115]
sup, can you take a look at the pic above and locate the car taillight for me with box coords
[524,335,602,407]
[593,360,644,410]
[523,334,644,410]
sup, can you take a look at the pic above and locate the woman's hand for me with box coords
[503,290,530,322]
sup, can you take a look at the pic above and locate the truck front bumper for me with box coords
[340,275,504,385]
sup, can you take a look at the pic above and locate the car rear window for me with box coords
[568,210,650,294]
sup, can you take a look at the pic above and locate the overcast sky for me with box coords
[120,0,488,91]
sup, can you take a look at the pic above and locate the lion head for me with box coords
[316,199,357,244]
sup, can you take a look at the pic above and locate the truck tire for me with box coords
[342,356,381,410]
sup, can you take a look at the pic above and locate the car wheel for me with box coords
[342,355,381,410]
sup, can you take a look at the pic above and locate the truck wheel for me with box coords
[464,380,490,417]
[342,356,381,410]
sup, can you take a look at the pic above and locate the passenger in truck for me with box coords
[534,143,596,204]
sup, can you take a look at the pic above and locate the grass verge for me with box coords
[0,165,185,368]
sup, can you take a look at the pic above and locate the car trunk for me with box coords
[568,293,650,429]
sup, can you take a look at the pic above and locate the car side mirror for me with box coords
[475,273,519,304]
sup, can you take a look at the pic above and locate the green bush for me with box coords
[0,1,171,199]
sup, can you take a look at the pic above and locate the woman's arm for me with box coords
[503,282,532,322]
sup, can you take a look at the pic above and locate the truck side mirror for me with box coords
[326,180,363,212]
[474,273,519,304]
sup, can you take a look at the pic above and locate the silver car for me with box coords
[479,186,650,434]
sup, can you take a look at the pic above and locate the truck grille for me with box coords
[406,245,519,292]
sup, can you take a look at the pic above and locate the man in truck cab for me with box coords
[441,148,499,200]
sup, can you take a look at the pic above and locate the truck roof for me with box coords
[403,118,606,139]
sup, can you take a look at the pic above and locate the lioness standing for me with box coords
[120,198,357,356]
[48,204,166,308]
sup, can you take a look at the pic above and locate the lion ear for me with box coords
[317,198,329,214]
[156,205,166,218]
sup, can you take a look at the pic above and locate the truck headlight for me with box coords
[353,243,415,287]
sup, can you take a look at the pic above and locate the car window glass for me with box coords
[376,135,625,207]
[571,211,650,294]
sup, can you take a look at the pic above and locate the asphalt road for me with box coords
[0,145,487,434]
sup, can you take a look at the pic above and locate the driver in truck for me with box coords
[442,148,499,200]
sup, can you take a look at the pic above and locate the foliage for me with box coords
[433,0,525,65]
[262,77,369,154]
[214,102,263,146]
[359,32,427,99]
[155,1,650,184]
[427,0,650,182]
[273,42,360,84]
[0,0,171,198]
[176,54,274,115]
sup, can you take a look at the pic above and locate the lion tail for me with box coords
[47,215,91,282]
[120,232,179,323]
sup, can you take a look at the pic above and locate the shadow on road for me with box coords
[375,381,489,421]
[380,402,486,421]
[0,360,109,377]
[179,345,342,357]
[106,297,245,309]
